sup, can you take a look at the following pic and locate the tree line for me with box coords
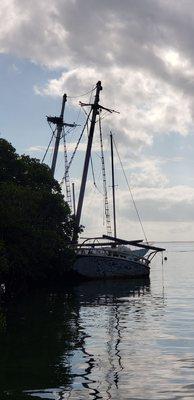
[0,139,76,294]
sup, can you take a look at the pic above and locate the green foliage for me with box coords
[0,139,75,291]
[0,139,60,191]
[0,241,9,275]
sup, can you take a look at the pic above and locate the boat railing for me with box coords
[75,246,150,266]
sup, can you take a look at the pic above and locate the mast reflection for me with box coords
[69,278,152,399]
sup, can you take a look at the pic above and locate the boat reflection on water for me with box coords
[0,278,166,400]
[66,279,152,400]
[73,278,150,306]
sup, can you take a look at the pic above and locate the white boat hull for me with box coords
[73,255,150,279]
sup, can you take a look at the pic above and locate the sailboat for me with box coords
[47,81,165,279]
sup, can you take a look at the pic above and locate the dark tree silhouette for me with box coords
[0,139,75,293]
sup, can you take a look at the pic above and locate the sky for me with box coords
[1,0,194,241]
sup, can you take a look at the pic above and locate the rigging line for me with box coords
[95,185,104,197]
[41,131,55,163]
[67,86,96,99]
[75,105,82,125]
[65,124,81,142]
[65,128,74,136]
[85,106,102,193]
[63,110,82,141]
[86,108,89,136]
[113,136,148,243]
[65,125,78,136]
[89,90,93,103]
[62,128,72,210]
[90,156,104,196]
[99,113,112,236]
[49,143,55,164]
[60,109,92,185]
[91,160,104,196]
[96,110,110,123]
[90,145,104,195]
[90,156,96,187]
[82,105,92,123]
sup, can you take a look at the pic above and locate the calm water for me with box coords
[1,243,194,400]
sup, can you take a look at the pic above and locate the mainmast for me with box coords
[110,132,117,238]
[73,81,102,241]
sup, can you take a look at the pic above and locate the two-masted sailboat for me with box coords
[46,81,165,279]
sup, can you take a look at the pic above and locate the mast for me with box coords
[73,81,102,241]
[110,132,117,238]
[47,94,78,210]
[50,94,67,176]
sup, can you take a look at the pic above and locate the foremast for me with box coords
[47,94,77,210]
[49,94,67,176]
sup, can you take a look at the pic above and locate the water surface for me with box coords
[1,242,194,399]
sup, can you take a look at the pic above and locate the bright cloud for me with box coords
[1,1,194,145]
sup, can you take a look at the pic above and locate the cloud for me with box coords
[0,0,69,67]
[114,184,194,225]
[27,141,103,154]
[76,179,194,240]
[1,0,194,151]
[119,157,168,188]
[36,66,193,155]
